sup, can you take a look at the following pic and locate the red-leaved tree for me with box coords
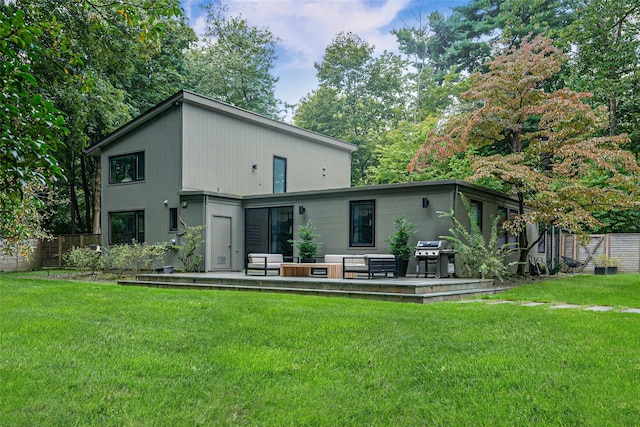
[410,35,640,275]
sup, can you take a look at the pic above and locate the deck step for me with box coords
[132,273,495,295]
[117,276,508,304]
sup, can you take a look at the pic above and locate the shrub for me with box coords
[101,241,169,276]
[438,194,518,281]
[64,247,101,273]
[177,226,204,272]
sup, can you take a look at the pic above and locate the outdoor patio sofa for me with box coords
[245,253,287,276]
[338,254,398,279]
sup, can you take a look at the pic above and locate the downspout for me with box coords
[203,195,208,272]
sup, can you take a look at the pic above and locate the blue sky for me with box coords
[180,1,466,108]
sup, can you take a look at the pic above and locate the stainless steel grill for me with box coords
[414,240,453,278]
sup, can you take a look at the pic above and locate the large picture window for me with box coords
[109,151,145,184]
[350,200,375,247]
[273,156,287,193]
[109,211,144,244]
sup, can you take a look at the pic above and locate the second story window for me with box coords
[110,151,145,184]
[273,156,287,193]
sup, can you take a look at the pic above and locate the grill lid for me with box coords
[415,240,447,249]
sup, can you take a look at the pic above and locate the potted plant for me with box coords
[289,221,322,263]
[593,254,619,275]
[384,215,419,277]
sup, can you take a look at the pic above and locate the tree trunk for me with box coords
[92,159,102,235]
[69,167,77,235]
[81,155,92,232]
[516,191,529,276]
[609,92,617,136]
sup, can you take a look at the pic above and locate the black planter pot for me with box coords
[595,266,618,275]
[397,259,409,277]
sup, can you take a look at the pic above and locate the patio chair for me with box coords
[561,256,583,273]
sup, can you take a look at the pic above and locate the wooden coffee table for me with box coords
[280,262,343,278]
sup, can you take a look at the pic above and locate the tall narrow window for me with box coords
[109,152,145,184]
[497,206,508,247]
[470,200,482,234]
[273,156,287,193]
[169,208,178,232]
[509,209,519,243]
[538,228,546,253]
[109,211,144,244]
[350,200,375,247]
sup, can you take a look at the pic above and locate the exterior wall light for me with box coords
[422,197,430,208]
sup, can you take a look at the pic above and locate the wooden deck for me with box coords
[118,272,510,304]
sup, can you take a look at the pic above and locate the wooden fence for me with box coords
[38,234,102,268]
[0,240,38,272]
[562,233,640,273]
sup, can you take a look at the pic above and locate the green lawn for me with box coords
[1,273,639,426]
[487,273,640,308]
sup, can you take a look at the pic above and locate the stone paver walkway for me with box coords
[459,299,640,314]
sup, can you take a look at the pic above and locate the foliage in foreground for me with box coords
[439,194,518,281]
[176,225,205,272]
[0,274,638,426]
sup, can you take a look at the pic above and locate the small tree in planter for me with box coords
[593,254,619,275]
[384,215,419,277]
[289,221,322,262]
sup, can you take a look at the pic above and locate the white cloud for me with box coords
[225,0,411,70]
[182,0,455,109]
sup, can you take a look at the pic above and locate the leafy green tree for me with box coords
[294,32,408,185]
[185,1,282,119]
[368,119,436,184]
[410,36,640,275]
[12,0,190,235]
[0,4,66,248]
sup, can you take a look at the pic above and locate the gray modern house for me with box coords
[86,90,538,273]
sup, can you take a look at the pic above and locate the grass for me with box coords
[1,273,639,426]
[489,273,640,308]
